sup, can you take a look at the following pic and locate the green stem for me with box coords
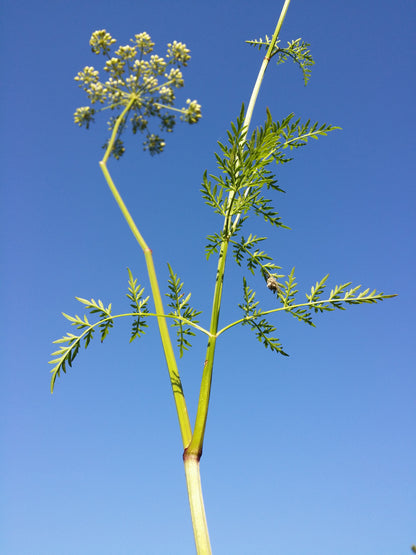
[99,99,192,449]
[186,0,292,459]
[243,0,292,132]
[187,239,228,457]
[231,0,292,234]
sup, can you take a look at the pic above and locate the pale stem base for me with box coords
[183,454,212,555]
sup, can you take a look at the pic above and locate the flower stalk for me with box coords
[99,109,193,448]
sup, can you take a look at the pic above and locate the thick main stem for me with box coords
[183,454,212,555]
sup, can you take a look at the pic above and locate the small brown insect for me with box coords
[266,276,281,293]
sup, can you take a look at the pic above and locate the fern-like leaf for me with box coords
[231,234,281,280]
[205,231,224,260]
[279,268,315,326]
[126,268,150,342]
[246,36,314,85]
[277,39,315,85]
[239,278,288,356]
[75,297,114,342]
[166,264,202,357]
[245,35,279,53]
[49,297,114,392]
[281,273,396,322]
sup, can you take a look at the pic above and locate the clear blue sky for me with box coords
[1,1,415,553]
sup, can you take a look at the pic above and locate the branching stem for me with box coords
[76,6,293,552]
[187,239,229,457]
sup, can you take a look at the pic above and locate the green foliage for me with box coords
[126,268,150,342]
[306,279,394,311]
[275,116,340,160]
[279,268,315,326]
[166,264,202,357]
[202,107,338,231]
[203,106,338,307]
[245,34,279,53]
[239,278,289,356]
[49,298,114,392]
[77,297,114,340]
[49,271,153,391]
[201,106,289,231]
[245,36,315,85]
[74,30,201,157]
[237,269,396,355]
[278,269,394,327]
[205,230,226,259]
[276,39,314,85]
[231,234,281,279]
[202,107,346,353]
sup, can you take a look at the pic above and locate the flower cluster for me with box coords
[74,30,202,157]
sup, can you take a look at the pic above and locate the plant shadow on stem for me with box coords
[170,371,185,396]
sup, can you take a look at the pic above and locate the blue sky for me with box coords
[1,0,415,553]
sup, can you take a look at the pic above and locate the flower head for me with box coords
[74,106,95,129]
[181,99,202,124]
[74,66,99,85]
[167,41,191,66]
[133,32,154,54]
[144,134,166,156]
[115,45,137,60]
[165,68,184,88]
[90,30,116,55]
[74,29,201,158]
